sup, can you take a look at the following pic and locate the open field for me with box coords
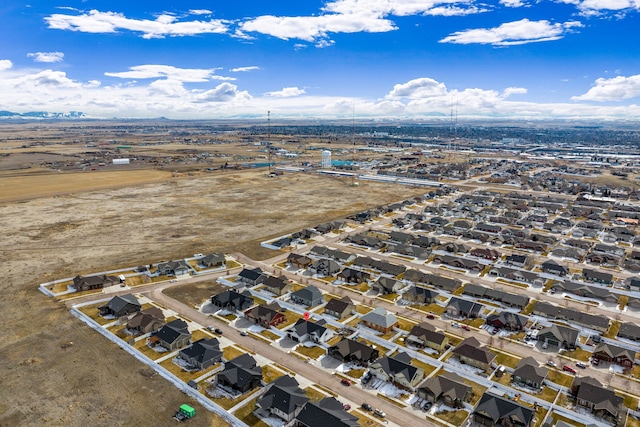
[0,163,426,426]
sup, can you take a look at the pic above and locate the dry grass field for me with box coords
[0,162,427,426]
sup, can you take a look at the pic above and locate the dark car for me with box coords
[426,314,435,320]
[340,379,351,386]
[361,372,372,385]
[361,403,373,412]
[214,328,223,335]
[563,365,577,374]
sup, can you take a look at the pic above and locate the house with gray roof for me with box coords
[211,289,254,312]
[373,277,403,295]
[256,375,309,422]
[446,297,483,319]
[452,337,495,372]
[309,258,341,277]
[289,285,323,307]
[294,397,359,427]
[618,322,640,341]
[179,337,223,370]
[262,275,293,296]
[402,285,439,304]
[405,323,448,352]
[473,392,535,427]
[370,352,424,391]
[593,342,636,368]
[512,357,548,390]
[582,268,613,285]
[200,253,225,268]
[575,381,624,424]
[360,307,398,333]
[327,338,379,366]
[324,296,355,320]
[486,311,528,332]
[417,373,471,408]
[99,294,141,318]
[537,324,579,350]
[157,260,190,276]
[287,318,333,344]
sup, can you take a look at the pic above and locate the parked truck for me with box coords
[173,404,196,422]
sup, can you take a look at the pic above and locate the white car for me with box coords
[542,342,548,349]
[546,360,557,367]
[451,322,461,328]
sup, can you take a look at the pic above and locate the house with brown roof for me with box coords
[287,253,313,269]
[512,357,548,390]
[309,258,341,277]
[402,285,439,304]
[151,319,191,351]
[452,337,496,372]
[473,392,534,427]
[575,380,624,424]
[372,277,403,295]
[127,307,165,335]
[369,352,425,391]
[324,296,355,320]
[262,276,293,296]
[327,338,379,366]
[618,322,640,341]
[244,302,287,328]
[592,342,636,368]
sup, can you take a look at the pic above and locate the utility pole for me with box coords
[267,110,271,175]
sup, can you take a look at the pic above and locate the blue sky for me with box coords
[0,1,639,120]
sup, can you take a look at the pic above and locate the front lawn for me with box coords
[223,346,244,361]
[296,344,326,360]
[433,410,469,427]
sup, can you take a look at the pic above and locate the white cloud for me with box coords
[265,87,306,97]
[556,0,639,15]
[193,82,252,103]
[104,65,226,82]
[189,9,212,15]
[572,74,640,101]
[386,78,449,99]
[0,59,12,71]
[45,10,229,39]
[27,52,65,63]
[230,66,260,72]
[500,0,528,7]
[440,19,582,45]
[503,87,527,97]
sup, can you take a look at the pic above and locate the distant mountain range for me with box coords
[0,110,86,119]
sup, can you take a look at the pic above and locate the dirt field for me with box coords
[0,168,427,427]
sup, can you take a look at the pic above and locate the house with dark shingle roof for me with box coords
[287,253,313,269]
[512,357,548,390]
[324,296,355,320]
[216,353,262,394]
[200,253,226,268]
[256,375,309,422]
[593,342,636,368]
[211,289,254,312]
[405,323,448,351]
[262,275,294,296]
[416,372,471,408]
[327,338,379,366]
[287,318,333,344]
[237,267,265,286]
[446,297,483,319]
[337,267,370,284]
[402,285,439,304]
[452,337,496,372]
[537,324,579,350]
[308,258,341,277]
[473,392,535,427]
[289,285,324,307]
[486,311,528,332]
[244,302,287,328]
[370,352,424,391]
[179,337,223,370]
[618,322,640,341]
[294,397,359,427]
[152,319,191,351]
[72,274,120,292]
[575,381,624,424]
[360,307,398,333]
[541,260,569,276]
[582,268,613,285]
[373,277,403,295]
[99,294,141,317]
[157,260,190,276]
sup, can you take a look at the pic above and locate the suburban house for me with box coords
[592,342,636,368]
[485,311,528,332]
[416,373,471,408]
[309,246,355,263]
[473,392,535,427]
[462,284,529,309]
[452,337,496,372]
[308,258,341,277]
[237,267,265,286]
[287,318,333,344]
[446,297,484,319]
[488,267,544,287]
[289,285,324,307]
[512,357,548,390]
[372,277,403,295]
[72,274,120,292]
[541,260,569,276]
[287,253,313,270]
[470,247,501,261]
[262,276,294,296]
[200,253,226,269]
[256,375,309,422]
[505,254,529,268]
[360,307,398,333]
[369,352,425,391]
[151,319,191,351]
[157,260,190,276]
[215,354,262,394]
[98,294,141,318]
[126,307,165,335]
[210,289,254,312]
[294,397,360,427]
[574,380,624,424]
[178,337,223,370]
[582,268,613,285]
[618,322,640,341]
[533,301,610,333]
[336,267,370,284]
[402,285,439,305]
[405,323,448,352]
[537,324,579,349]
[327,338,379,366]
[324,296,355,320]
[244,302,287,328]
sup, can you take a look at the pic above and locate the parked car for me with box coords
[340,379,351,386]
[361,372,372,385]
[373,409,386,418]
[451,322,461,328]
[426,314,436,320]
[422,401,433,412]
[576,362,587,369]
[541,342,548,349]
[214,328,223,335]
[546,360,557,367]
[361,403,373,412]
[563,365,577,374]
[591,358,599,366]
[591,335,602,343]
[343,404,351,411]
[240,330,248,336]
[461,325,471,331]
